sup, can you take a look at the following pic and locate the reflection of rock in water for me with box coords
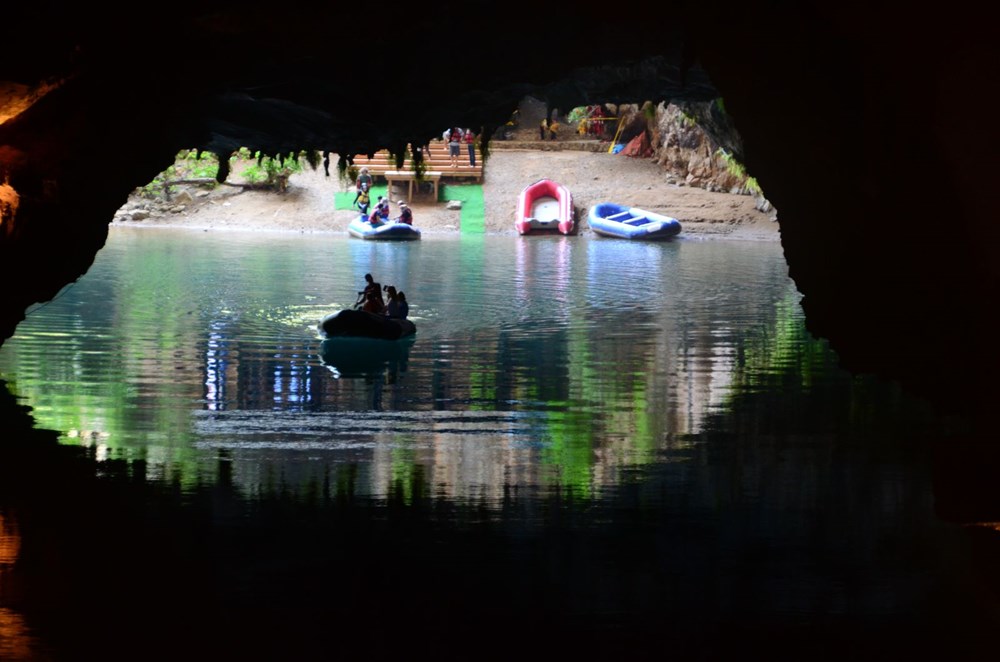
[319,337,415,379]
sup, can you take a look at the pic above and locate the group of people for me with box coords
[444,127,477,169]
[366,195,412,226]
[356,273,409,319]
[539,117,559,140]
[352,167,414,226]
[578,104,608,138]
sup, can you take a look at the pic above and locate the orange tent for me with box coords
[620,132,653,158]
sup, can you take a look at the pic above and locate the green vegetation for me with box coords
[400,147,427,178]
[338,155,357,187]
[230,148,307,191]
[179,149,220,178]
[138,148,316,198]
[716,148,762,196]
[676,109,697,127]
[566,107,589,124]
[137,149,219,198]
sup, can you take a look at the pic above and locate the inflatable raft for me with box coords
[318,309,416,340]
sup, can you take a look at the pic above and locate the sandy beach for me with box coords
[114,149,780,242]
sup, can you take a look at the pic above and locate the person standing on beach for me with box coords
[463,128,477,167]
[353,168,373,206]
[448,127,462,168]
[539,117,548,140]
[355,183,371,216]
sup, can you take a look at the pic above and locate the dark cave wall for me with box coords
[0,79,203,337]
[695,4,1000,419]
[1,2,997,422]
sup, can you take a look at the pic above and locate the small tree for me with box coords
[231,149,305,192]
[136,149,219,199]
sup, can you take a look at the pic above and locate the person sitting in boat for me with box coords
[361,288,384,314]
[374,196,391,223]
[394,200,413,225]
[356,272,383,309]
[383,285,401,318]
[395,291,409,319]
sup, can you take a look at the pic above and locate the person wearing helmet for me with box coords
[353,167,373,206]
[395,200,413,225]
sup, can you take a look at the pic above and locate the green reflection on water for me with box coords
[0,233,839,501]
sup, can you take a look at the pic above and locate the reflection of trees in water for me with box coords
[4,235,817,508]
[495,324,571,405]
[702,298,939,440]
[190,287,817,504]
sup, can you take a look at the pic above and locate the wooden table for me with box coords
[384,170,442,201]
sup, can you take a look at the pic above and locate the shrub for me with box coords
[179,149,220,178]
[231,150,305,191]
[136,149,218,198]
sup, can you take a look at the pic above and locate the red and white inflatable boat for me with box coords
[514,178,575,235]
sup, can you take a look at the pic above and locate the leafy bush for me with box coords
[338,156,358,187]
[136,150,219,198]
[179,149,220,178]
[231,150,305,190]
[566,107,588,124]
[137,148,313,199]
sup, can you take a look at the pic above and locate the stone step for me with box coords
[488,139,611,153]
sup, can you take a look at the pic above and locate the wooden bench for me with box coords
[384,170,442,200]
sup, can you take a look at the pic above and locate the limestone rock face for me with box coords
[613,101,759,198]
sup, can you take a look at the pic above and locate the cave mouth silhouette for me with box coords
[1,4,997,427]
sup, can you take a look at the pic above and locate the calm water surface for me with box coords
[0,227,995,659]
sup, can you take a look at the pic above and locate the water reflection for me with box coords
[2,228,999,658]
[0,231,872,498]
[318,336,415,379]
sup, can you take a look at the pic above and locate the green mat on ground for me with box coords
[441,184,485,234]
[335,183,484,233]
